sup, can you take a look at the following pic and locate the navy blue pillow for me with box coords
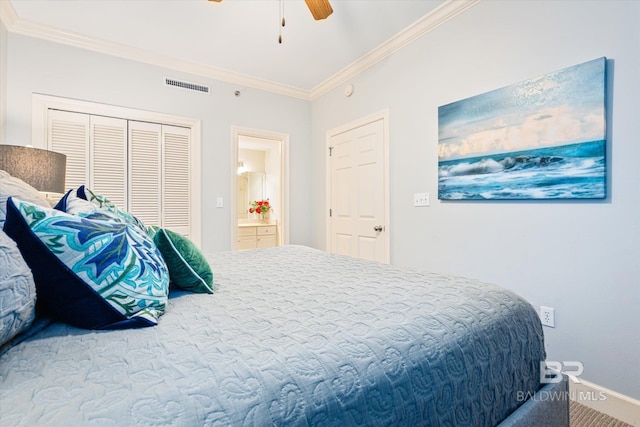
[52,188,72,211]
[4,197,169,330]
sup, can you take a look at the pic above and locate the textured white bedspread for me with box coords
[0,245,545,426]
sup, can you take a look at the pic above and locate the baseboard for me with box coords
[569,379,640,426]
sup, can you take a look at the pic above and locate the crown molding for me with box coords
[2,0,479,102]
[0,2,311,101]
[309,0,480,100]
[0,0,18,28]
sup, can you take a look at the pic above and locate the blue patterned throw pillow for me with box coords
[4,197,169,329]
[55,186,147,233]
[55,188,105,216]
[78,185,147,232]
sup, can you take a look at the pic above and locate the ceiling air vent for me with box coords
[164,78,210,94]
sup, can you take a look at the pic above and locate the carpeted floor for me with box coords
[570,401,633,427]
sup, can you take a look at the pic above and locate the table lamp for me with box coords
[0,145,67,194]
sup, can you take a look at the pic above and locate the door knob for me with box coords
[373,225,383,232]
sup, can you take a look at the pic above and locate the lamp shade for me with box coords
[0,145,67,193]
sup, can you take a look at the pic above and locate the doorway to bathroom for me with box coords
[230,126,289,250]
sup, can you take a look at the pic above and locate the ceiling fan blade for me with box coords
[208,0,332,21]
[304,0,333,20]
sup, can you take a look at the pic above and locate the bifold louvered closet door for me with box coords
[48,110,191,237]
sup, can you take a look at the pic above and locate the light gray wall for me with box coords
[4,0,639,401]
[4,32,313,252]
[310,1,640,399]
[0,19,7,144]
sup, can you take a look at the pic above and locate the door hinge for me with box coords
[329,146,333,157]
[329,208,332,217]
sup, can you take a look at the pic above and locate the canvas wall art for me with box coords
[438,57,606,200]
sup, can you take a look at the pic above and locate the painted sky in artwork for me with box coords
[438,57,606,161]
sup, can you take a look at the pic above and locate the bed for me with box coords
[0,173,568,426]
[1,245,569,426]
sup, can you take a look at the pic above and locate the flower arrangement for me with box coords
[249,199,271,218]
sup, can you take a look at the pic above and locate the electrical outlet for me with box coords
[414,192,430,207]
[540,306,555,328]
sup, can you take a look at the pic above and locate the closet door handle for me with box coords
[373,225,383,232]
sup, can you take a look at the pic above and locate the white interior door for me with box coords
[48,109,90,191]
[162,125,191,238]
[128,121,161,227]
[90,115,127,209]
[328,114,388,263]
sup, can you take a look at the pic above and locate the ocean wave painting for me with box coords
[438,57,606,200]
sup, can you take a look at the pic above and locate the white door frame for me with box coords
[325,109,390,263]
[230,126,290,250]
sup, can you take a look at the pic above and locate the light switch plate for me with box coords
[413,192,430,207]
[216,197,224,208]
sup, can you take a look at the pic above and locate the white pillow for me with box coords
[0,169,51,229]
[0,230,37,347]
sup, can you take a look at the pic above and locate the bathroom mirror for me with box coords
[238,171,265,219]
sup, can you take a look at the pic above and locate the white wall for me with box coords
[4,32,314,252]
[311,1,640,399]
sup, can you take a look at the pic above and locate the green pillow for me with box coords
[149,226,213,294]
